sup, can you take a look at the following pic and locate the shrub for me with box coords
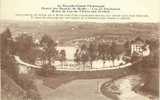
[15,74,42,100]
[1,55,19,80]
[16,74,35,90]
[37,64,55,76]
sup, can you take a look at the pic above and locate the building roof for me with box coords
[131,38,144,45]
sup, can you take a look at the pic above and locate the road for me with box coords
[34,78,112,100]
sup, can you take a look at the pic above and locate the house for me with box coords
[34,46,78,66]
[57,46,78,60]
[142,45,150,56]
[131,39,144,56]
[130,38,150,56]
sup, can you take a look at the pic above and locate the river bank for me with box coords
[100,74,159,100]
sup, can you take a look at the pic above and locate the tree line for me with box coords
[74,41,126,69]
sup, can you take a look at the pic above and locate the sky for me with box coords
[0,0,160,23]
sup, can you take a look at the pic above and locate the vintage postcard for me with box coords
[0,0,159,100]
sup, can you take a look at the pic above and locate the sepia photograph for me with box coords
[0,21,159,100]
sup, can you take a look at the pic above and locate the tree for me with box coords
[88,43,96,68]
[148,39,159,51]
[143,39,159,68]
[1,28,13,68]
[15,34,36,64]
[59,49,66,66]
[1,28,12,56]
[79,44,89,69]
[124,40,131,56]
[134,36,144,43]
[74,49,80,64]
[40,35,57,66]
[98,43,108,67]
[110,42,117,67]
[1,28,19,79]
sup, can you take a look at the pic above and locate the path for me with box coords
[14,55,135,71]
[14,55,41,68]
[34,78,113,100]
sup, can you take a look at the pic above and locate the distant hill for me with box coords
[0,20,159,43]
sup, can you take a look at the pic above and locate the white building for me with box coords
[131,39,150,56]
[57,46,78,60]
[142,45,150,56]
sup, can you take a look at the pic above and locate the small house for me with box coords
[130,38,150,56]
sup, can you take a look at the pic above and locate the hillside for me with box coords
[1,70,27,100]
[1,69,42,100]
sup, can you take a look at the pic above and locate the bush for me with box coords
[16,74,35,90]
[1,55,19,80]
[37,64,55,76]
[15,74,41,100]
[26,89,41,100]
